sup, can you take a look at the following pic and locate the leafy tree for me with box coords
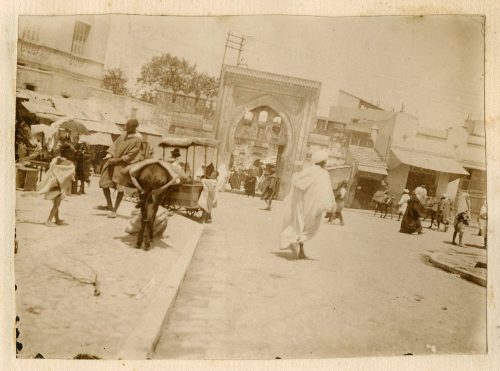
[102,68,128,95]
[188,72,219,103]
[137,53,196,103]
[137,53,218,103]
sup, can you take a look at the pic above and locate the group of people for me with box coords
[228,164,281,211]
[37,118,224,229]
[35,120,488,255]
[398,184,487,247]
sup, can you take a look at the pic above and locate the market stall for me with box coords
[159,136,220,217]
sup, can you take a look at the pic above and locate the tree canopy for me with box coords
[137,53,219,103]
[102,68,128,95]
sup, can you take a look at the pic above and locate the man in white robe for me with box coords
[280,150,335,259]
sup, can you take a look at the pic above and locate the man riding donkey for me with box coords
[102,120,191,248]
[98,119,143,218]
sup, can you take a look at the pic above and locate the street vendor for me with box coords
[98,119,143,218]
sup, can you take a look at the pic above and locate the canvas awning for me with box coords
[21,101,64,117]
[80,132,113,146]
[159,136,220,148]
[35,113,63,122]
[77,119,122,135]
[31,124,51,136]
[358,165,388,176]
[391,147,469,175]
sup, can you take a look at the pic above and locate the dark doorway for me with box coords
[353,176,380,209]
[405,166,437,195]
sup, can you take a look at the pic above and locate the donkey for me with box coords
[131,161,181,250]
[373,194,395,219]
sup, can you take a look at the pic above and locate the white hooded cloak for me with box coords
[280,164,335,249]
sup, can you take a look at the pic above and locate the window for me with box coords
[22,22,39,42]
[244,111,253,121]
[258,110,268,123]
[25,83,36,91]
[71,21,91,55]
[316,119,327,131]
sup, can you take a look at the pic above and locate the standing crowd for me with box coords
[397,184,487,248]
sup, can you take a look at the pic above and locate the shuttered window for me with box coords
[71,21,91,55]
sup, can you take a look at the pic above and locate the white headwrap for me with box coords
[311,150,329,164]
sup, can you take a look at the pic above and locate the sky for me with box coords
[104,15,484,128]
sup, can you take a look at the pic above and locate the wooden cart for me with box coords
[159,136,220,217]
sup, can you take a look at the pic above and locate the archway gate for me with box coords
[214,65,321,199]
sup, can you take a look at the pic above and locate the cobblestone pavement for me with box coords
[15,178,200,359]
[154,191,486,359]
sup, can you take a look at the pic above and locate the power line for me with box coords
[221,31,246,67]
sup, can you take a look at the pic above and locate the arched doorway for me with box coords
[215,65,321,199]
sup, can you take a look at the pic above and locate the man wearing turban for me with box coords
[280,150,335,259]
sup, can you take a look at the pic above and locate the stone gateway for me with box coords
[214,65,321,199]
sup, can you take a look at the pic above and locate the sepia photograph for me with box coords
[12,14,486,360]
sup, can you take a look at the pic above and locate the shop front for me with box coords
[345,145,388,209]
[388,147,469,205]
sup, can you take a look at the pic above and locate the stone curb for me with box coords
[427,253,486,287]
[116,219,204,359]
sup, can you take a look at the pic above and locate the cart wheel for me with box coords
[186,209,196,217]
[167,205,180,211]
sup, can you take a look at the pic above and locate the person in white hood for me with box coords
[280,150,335,259]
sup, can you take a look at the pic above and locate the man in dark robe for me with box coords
[399,192,425,234]
[229,168,241,190]
[244,170,257,197]
[74,141,91,194]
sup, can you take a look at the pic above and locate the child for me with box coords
[37,145,75,226]
[198,171,219,223]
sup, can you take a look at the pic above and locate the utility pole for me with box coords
[221,31,246,67]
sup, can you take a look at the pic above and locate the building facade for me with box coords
[215,65,321,199]
[318,90,486,216]
[17,15,111,99]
